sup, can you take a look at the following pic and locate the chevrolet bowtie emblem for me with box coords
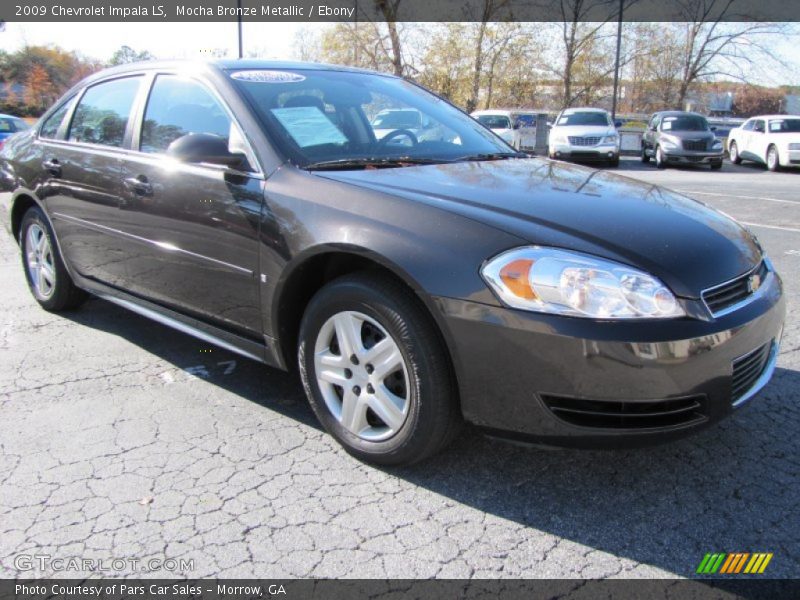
[748,273,762,293]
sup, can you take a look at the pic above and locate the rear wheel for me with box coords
[729,140,742,164]
[767,145,780,171]
[19,206,86,311]
[298,272,460,465]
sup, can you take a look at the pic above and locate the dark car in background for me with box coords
[642,111,725,169]
[0,61,785,465]
[0,113,30,151]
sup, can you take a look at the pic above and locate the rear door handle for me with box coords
[42,158,61,177]
[123,175,153,196]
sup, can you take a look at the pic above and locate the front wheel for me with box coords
[729,141,742,164]
[710,160,722,170]
[298,272,460,465]
[767,145,780,171]
[19,206,86,311]
[641,145,650,163]
[655,145,667,169]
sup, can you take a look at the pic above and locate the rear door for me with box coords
[42,75,143,287]
[115,73,264,336]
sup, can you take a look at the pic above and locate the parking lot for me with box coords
[0,157,798,579]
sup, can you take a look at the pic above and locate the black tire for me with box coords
[767,145,780,172]
[641,145,650,163]
[710,161,722,170]
[655,145,667,169]
[19,206,86,311]
[729,140,742,164]
[608,156,620,168]
[298,272,460,465]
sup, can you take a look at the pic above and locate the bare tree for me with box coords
[673,0,788,107]
[375,0,404,76]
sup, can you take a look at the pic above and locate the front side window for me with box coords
[141,75,233,153]
[68,77,141,147]
[230,69,511,167]
[40,98,74,139]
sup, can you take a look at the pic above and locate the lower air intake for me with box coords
[541,394,706,429]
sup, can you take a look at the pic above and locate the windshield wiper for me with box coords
[454,151,528,162]
[304,157,450,171]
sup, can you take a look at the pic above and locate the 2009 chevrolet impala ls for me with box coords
[0,61,785,465]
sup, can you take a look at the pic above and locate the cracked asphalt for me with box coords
[0,159,798,580]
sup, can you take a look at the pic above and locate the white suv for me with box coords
[548,108,620,167]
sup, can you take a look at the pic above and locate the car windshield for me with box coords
[231,68,513,168]
[557,112,609,126]
[769,118,800,133]
[372,110,421,129]
[477,115,512,130]
[662,115,709,132]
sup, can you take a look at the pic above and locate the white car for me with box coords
[471,110,538,151]
[728,114,800,171]
[548,108,620,167]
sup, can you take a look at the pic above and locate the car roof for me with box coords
[0,113,23,119]
[74,59,394,90]
[655,111,706,117]
[562,107,608,114]
[747,114,800,120]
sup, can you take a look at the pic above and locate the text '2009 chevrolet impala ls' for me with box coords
[0,61,785,465]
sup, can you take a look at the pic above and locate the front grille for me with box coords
[682,139,708,151]
[702,261,768,316]
[788,143,800,150]
[541,394,705,429]
[568,136,601,146]
[732,344,771,402]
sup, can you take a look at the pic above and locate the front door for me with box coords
[43,76,144,288]
[116,74,263,337]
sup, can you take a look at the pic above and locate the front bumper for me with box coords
[434,268,785,448]
[550,143,619,162]
[662,148,724,164]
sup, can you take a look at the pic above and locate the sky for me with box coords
[3,21,800,87]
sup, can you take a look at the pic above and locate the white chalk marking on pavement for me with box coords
[679,190,799,206]
[740,221,800,234]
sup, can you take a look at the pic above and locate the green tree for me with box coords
[109,45,154,66]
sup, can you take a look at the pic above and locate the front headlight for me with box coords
[481,247,685,319]
[551,134,567,145]
[660,137,679,150]
[602,135,618,144]
[712,139,723,150]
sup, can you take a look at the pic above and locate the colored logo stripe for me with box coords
[697,552,773,574]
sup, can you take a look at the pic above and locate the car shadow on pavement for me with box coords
[62,296,799,578]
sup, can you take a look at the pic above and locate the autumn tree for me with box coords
[24,64,56,110]
[732,85,785,117]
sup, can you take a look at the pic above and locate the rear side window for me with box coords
[68,77,141,147]
[40,98,74,139]
[140,75,232,153]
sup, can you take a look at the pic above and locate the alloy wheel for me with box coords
[25,223,56,300]
[313,310,410,441]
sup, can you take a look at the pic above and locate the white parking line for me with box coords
[741,221,800,234]
[679,190,799,206]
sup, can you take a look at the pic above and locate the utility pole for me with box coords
[237,0,244,58]
[611,0,623,120]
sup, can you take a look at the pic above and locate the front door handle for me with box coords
[42,158,61,177]
[123,175,153,196]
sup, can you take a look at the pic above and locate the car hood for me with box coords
[663,130,716,142]
[316,158,762,298]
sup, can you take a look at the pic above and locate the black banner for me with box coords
[2,0,800,23]
[4,579,800,600]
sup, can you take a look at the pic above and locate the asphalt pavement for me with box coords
[0,157,798,579]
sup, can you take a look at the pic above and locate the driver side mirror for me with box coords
[710,126,717,132]
[167,133,247,169]
[614,120,623,128]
